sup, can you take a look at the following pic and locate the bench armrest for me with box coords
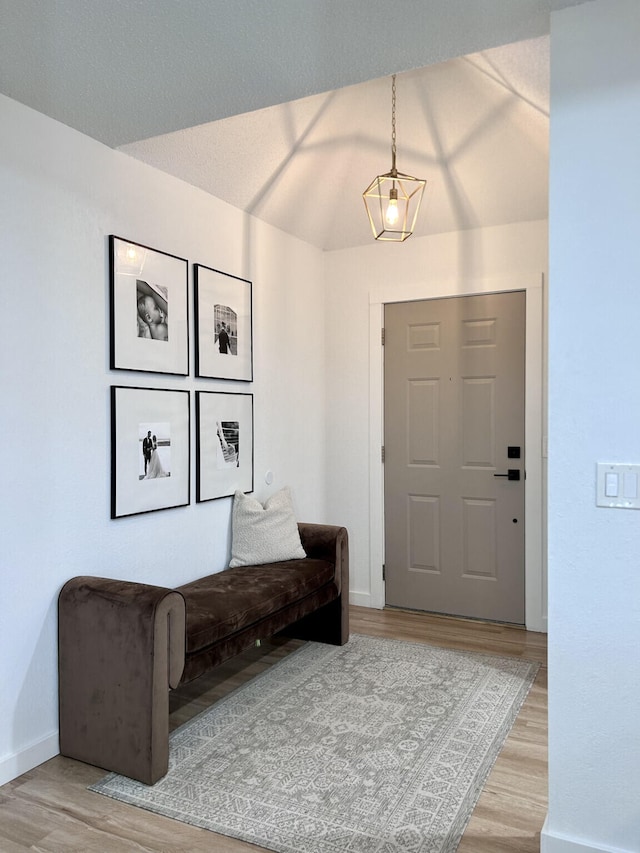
[58,576,186,784]
[298,523,349,597]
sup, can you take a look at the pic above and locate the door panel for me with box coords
[384,292,525,624]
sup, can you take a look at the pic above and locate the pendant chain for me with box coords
[391,74,397,167]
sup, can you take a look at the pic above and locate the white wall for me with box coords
[325,220,548,630]
[543,2,640,852]
[0,93,327,785]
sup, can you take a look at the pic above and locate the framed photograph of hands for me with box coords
[194,264,253,381]
[111,385,190,518]
[196,391,254,502]
[109,236,189,376]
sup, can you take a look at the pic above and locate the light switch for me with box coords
[605,472,619,497]
[597,463,640,509]
[623,473,638,499]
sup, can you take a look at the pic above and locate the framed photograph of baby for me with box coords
[194,264,253,381]
[109,236,189,376]
[111,385,190,518]
[196,391,254,502]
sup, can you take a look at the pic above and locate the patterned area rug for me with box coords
[90,634,538,853]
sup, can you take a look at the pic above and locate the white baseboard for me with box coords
[349,591,380,609]
[0,732,59,787]
[541,816,636,853]
[527,614,548,633]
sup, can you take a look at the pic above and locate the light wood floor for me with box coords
[0,606,547,852]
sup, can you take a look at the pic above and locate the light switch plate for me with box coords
[596,462,640,509]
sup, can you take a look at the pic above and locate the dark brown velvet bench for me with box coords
[58,523,348,785]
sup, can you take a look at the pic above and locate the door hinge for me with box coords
[382,564,386,581]
[381,327,385,346]
[381,445,385,463]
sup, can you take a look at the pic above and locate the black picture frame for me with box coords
[110,236,189,376]
[111,385,190,518]
[194,264,253,381]
[196,391,254,502]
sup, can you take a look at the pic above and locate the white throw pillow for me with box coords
[229,487,306,567]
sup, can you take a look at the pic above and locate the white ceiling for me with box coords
[0,0,587,251]
[120,39,550,250]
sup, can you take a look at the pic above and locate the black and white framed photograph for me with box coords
[196,391,253,502]
[110,236,189,375]
[194,264,253,381]
[111,385,190,518]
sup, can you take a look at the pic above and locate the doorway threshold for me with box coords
[383,604,525,630]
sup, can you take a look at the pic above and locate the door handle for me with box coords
[494,469,520,481]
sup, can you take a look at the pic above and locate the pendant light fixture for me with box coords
[363,74,426,242]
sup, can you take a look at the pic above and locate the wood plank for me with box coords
[0,606,547,852]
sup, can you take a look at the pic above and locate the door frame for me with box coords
[367,274,546,633]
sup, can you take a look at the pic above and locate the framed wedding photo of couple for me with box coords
[111,385,190,519]
[195,391,254,502]
[194,264,253,381]
[109,236,189,376]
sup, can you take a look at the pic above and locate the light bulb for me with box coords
[385,186,399,226]
[385,197,399,226]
